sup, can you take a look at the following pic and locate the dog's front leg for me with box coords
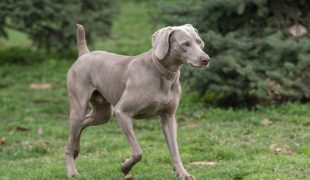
[115,109,142,179]
[161,113,194,180]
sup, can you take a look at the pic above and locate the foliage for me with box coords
[0,48,44,65]
[93,1,156,56]
[0,0,118,52]
[153,0,310,106]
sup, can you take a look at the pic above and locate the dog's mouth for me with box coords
[189,62,209,69]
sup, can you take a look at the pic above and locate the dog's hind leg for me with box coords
[74,91,112,159]
[64,77,94,177]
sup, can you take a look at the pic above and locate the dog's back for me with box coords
[68,50,136,105]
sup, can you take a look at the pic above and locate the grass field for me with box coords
[0,1,310,180]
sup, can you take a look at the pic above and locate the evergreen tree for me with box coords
[0,0,118,52]
[153,0,310,106]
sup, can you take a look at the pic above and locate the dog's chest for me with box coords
[134,94,172,119]
[133,80,178,118]
[150,92,171,109]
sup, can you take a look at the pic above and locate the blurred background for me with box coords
[0,0,309,179]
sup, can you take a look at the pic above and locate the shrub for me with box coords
[0,48,44,65]
[153,0,310,107]
[0,0,118,53]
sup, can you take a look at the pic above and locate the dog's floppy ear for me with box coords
[152,26,175,60]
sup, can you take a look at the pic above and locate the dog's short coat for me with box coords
[64,24,211,180]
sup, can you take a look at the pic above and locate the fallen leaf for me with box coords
[30,83,51,90]
[177,115,189,122]
[261,118,273,126]
[24,116,34,122]
[289,24,307,37]
[37,128,44,135]
[259,99,271,106]
[190,161,217,166]
[16,126,29,132]
[269,143,293,155]
[0,137,5,145]
[193,109,208,118]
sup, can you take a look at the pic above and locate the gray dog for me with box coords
[64,24,211,180]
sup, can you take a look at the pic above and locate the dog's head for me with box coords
[152,24,210,68]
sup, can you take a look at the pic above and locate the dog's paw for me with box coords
[67,170,80,178]
[124,174,134,180]
[121,159,131,175]
[177,172,195,180]
[66,164,80,178]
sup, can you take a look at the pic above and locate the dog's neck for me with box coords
[160,54,182,72]
[151,51,181,80]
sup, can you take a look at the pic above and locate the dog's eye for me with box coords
[181,41,191,47]
[196,39,202,44]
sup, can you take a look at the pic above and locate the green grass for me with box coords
[0,1,310,180]
[92,1,159,56]
[0,29,32,49]
[0,61,309,179]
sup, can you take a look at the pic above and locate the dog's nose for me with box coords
[200,54,211,65]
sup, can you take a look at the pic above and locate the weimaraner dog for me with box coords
[64,24,210,180]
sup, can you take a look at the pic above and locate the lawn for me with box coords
[0,60,309,179]
[0,1,310,180]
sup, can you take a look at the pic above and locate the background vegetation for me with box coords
[0,0,118,52]
[154,0,310,107]
[0,0,309,179]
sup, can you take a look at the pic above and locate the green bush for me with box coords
[153,0,310,106]
[0,48,44,65]
[0,0,118,52]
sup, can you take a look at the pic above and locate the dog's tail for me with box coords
[76,24,89,57]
